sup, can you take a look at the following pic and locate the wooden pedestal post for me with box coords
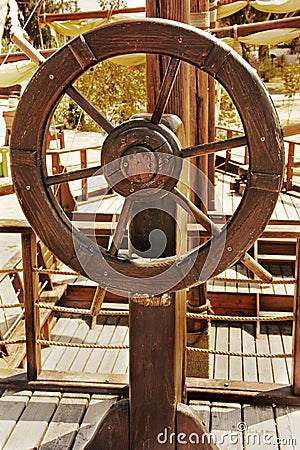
[130,294,186,449]
[187,0,211,378]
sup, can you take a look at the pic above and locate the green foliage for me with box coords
[3,1,77,49]
[97,0,127,9]
[259,59,277,82]
[55,60,146,131]
[217,88,242,135]
[282,64,300,98]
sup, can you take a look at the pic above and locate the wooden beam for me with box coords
[188,0,210,315]
[38,7,145,24]
[129,295,186,449]
[186,378,300,406]
[213,16,300,39]
[0,371,300,406]
[21,232,41,380]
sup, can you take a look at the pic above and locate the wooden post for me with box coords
[208,0,217,211]
[146,0,189,133]
[80,148,88,200]
[293,238,300,394]
[21,231,41,380]
[127,2,190,447]
[186,0,212,378]
[130,294,186,449]
[189,0,209,212]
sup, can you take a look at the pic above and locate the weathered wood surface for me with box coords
[0,388,299,449]
[11,19,284,295]
[36,316,293,389]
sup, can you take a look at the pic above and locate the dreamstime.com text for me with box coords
[156,425,297,446]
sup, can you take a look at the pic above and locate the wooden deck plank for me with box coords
[210,403,243,449]
[111,318,129,375]
[229,324,243,381]
[39,393,89,450]
[275,405,300,449]
[54,320,90,373]
[0,276,22,337]
[214,323,229,380]
[3,391,61,450]
[289,196,300,220]
[280,325,293,385]
[281,192,300,221]
[84,316,119,373]
[72,395,118,450]
[98,317,128,374]
[189,400,211,431]
[236,263,250,294]
[256,324,273,383]
[243,404,279,449]
[275,194,289,221]
[223,267,237,294]
[267,324,290,385]
[242,323,258,382]
[42,318,81,371]
[42,316,72,367]
[69,318,106,373]
[0,389,32,449]
[209,323,216,378]
[259,264,276,296]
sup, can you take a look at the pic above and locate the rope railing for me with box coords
[186,347,293,358]
[0,338,288,359]
[212,276,295,284]
[0,301,293,322]
[186,313,293,322]
[0,266,296,285]
[37,339,129,350]
[38,303,129,316]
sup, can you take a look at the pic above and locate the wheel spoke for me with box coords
[239,253,273,283]
[89,197,132,326]
[66,85,114,133]
[173,188,273,282]
[173,187,219,236]
[181,135,247,158]
[46,165,103,186]
[151,57,181,124]
[109,197,133,257]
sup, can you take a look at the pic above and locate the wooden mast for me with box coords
[186,0,211,378]
[128,2,190,448]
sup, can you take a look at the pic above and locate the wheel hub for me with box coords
[120,146,157,183]
[101,118,183,199]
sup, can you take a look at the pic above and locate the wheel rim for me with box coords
[10,19,284,295]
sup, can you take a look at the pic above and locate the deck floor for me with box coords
[0,388,299,449]
[8,316,291,449]
[0,389,299,450]
[1,121,299,447]
[40,316,293,385]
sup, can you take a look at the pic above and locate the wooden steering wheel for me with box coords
[10,19,284,297]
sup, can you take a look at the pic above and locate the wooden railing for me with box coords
[283,135,300,192]
[215,125,248,170]
[47,145,102,203]
[1,217,300,395]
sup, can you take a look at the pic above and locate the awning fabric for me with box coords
[218,0,300,18]
[1,8,300,88]
[0,60,36,87]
